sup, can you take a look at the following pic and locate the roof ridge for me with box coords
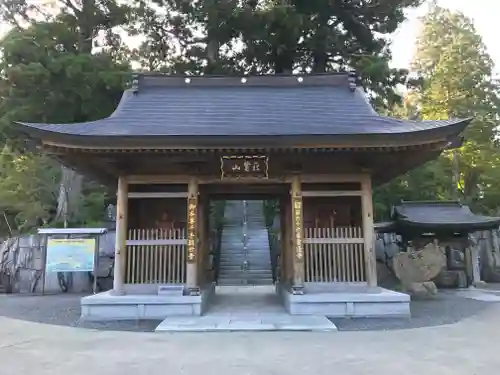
[131,72,359,93]
[399,200,462,206]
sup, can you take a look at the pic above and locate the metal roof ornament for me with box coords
[131,73,139,94]
[348,71,358,92]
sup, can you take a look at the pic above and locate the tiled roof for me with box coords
[16,73,471,138]
[392,201,500,232]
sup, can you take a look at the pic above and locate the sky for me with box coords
[390,0,499,72]
[0,0,498,72]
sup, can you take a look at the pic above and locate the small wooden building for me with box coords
[378,201,500,287]
[15,73,471,319]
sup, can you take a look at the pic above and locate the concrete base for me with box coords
[280,283,411,318]
[155,313,337,332]
[80,284,215,321]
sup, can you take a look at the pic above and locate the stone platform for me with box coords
[80,283,410,321]
[155,313,336,332]
[155,285,337,332]
[80,285,214,321]
[281,283,411,318]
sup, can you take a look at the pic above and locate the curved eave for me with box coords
[14,118,471,150]
[374,221,397,233]
[397,217,500,233]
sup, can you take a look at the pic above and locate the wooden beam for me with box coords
[303,237,364,244]
[41,137,452,151]
[127,192,188,199]
[112,176,128,295]
[283,197,293,284]
[361,174,377,287]
[302,190,362,197]
[126,239,187,246]
[127,173,367,185]
[128,175,191,184]
[290,175,305,294]
[185,177,200,295]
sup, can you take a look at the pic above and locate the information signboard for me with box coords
[45,238,96,273]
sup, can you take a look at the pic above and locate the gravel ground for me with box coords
[0,293,161,332]
[331,291,493,331]
[0,291,495,332]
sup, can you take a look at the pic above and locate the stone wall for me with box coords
[0,231,116,294]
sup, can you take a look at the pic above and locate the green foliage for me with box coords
[0,146,59,233]
[262,199,279,229]
[0,17,129,235]
[3,1,496,235]
[0,22,130,133]
[375,4,500,219]
[129,0,422,106]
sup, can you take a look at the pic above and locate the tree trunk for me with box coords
[55,166,83,227]
[55,0,94,226]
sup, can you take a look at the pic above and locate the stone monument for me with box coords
[392,241,446,299]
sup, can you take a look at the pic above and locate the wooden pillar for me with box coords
[361,174,377,287]
[278,197,287,283]
[285,199,292,284]
[470,240,482,286]
[197,194,207,285]
[113,176,128,295]
[185,178,200,295]
[290,175,305,294]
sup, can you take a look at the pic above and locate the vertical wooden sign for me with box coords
[187,197,197,263]
[292,197,304,261]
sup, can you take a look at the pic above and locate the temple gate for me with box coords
[14,73,471,320]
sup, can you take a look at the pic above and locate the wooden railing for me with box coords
[125,229,186,284]
[304,227,366,283]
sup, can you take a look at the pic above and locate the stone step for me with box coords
[217,279,274,286]
[218,273,273,280]
[219,267,271,272]
[219,260,271,266]
[221,261,271,267]
[220,250,270,254]
[219,263,272,268]
[219,266,271,271]
[219,200,272,285]
[219,251,271,256]
[219,267,271,271]
[219,256,271,262]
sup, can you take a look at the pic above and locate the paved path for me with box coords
[1,300,500,374]
[453,287,500,301]
[157,286,336,331]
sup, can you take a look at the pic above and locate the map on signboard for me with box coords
[45,238,96,273]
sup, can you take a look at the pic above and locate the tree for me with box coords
[0,146,59,234]
[373,99,456,220]
[374,5,500,218]
[413,5,500,211]
[1,0,131,227]
[0,21,129,231]
[130,0,423,106]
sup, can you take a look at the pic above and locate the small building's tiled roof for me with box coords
[15,73,471,140]
[390,201,500,233]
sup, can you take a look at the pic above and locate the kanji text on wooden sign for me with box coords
[221,155,269,179]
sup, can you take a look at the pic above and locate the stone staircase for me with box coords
[218,200,273,286]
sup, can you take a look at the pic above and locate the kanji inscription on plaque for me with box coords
[221,155,269,179]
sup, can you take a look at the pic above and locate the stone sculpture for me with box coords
[392,242,446,299]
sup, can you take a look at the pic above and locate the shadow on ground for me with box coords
[330,292,494,331]
[0,291,495,332]
[0,293,160,332]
